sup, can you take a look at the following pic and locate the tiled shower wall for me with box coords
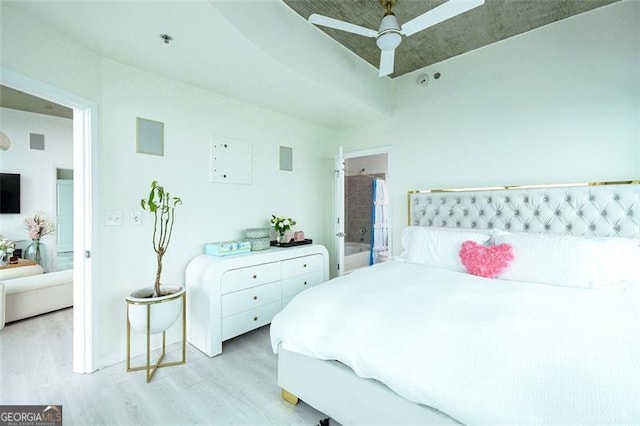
[345,173,385,244]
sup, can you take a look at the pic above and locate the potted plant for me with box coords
[126,181,184,334]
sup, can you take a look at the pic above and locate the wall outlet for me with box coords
[130,211,142,226]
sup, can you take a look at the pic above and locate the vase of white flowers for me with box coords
[24,213,55,272]
[0,238,16,266]
[271,215,296,244]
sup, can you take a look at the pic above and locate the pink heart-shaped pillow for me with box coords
[459,240,515,278]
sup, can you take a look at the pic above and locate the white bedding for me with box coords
[270,260,640,424]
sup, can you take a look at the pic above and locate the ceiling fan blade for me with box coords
[401,0,485,37]
[309,14,378,38]
[379,49,395,77]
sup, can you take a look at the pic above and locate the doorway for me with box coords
[335,147,391,276]
[1,68,95,373]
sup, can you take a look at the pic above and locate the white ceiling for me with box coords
[6,0,396,129]
[7,1,623,128]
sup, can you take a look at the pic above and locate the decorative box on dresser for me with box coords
[186,244,329,357]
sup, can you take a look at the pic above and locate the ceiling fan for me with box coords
[309,0,485,77]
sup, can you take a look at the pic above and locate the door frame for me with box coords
[1,67,96,373]
[336,145,392,276]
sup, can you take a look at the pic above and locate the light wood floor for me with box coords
[0,308,328,425]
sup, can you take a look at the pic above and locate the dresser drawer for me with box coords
[281,270,324,299]
[221,262,280,294]
[281,254,323,279]
[221,281,281,317]
[222,300,281,341]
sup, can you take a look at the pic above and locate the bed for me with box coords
[270,180,640,425]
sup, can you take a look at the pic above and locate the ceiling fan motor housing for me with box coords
[376,15,402,50]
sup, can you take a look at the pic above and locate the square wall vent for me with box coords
[30,133,45,150]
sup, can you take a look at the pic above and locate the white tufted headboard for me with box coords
[408,181,640,239]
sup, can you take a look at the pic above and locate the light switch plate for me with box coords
[104,210,123,226]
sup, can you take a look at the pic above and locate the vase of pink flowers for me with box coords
[24,213,55,272]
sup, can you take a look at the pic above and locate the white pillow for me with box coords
[596,236,640,286]
[492,231,635,288]
[400,226,491,271]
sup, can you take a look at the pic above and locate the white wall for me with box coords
[338,1,640,254]
[1,4,338,368]
[94,59,336,363]
[0,4,102,102]
[345,154,388,176]
[0,108,73,256]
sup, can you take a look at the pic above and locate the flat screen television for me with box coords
[0,173,21,214]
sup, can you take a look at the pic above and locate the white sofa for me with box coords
[0,266,73,329]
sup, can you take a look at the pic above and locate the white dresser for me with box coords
[185,244,329,357]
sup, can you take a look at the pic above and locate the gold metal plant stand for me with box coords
[126,292,186,383]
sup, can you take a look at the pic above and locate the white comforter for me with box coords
[270,261,640,425]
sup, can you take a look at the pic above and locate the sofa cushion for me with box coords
[0,264,44,280]
[1,269,74,328]
[0,283,4,329]
[2,269,73,295]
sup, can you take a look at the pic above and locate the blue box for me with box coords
[205,240,251,256]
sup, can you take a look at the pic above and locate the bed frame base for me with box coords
[278,346,460,425]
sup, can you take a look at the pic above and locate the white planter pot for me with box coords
[126,286,185,334]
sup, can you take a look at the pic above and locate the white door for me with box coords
[335,147,345,276]
[56,179,73,252]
